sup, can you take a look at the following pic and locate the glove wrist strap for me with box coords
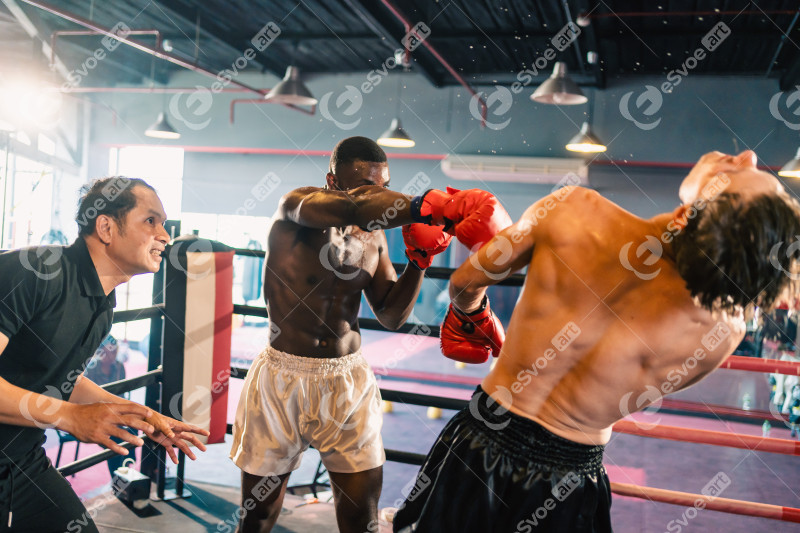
[454,295,489,320]
[410,191,433,224]
[407,257,426,271]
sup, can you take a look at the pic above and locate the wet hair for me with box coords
[672,192,800,313]
[76,177,155,237]
[328,136,387,175]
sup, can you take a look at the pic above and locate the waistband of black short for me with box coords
[465,386,605,474]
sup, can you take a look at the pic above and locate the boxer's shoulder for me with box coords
[277,186,322,212]
[537,186,605,215]
[527,186,616,233]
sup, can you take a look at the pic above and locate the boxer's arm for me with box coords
[364,230,425,330]
[278,185,416,230]
[449,202,540,312]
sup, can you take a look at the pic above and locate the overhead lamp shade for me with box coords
[265,66,318,106]
[531,62,588,105]
[377,118,415,148]
[779,148,800,178]
[145,112,180,139]
[566,122,607,153]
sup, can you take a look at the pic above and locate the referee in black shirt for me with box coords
[0,177,209,532]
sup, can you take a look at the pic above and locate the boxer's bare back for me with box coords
[474,151,782,445]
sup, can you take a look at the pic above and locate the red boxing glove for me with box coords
[411,188,512,250]
[440,296,505,364]
[410,189,452,226]
[443,187,512,250]
[402,224,453,269]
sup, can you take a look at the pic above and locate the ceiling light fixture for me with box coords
[566,91,606,153]
[265,66,317,106]
[531,62,587,105]
[377,75,415,148]
[779,148,800,178]
[144,112,180,139]
[566,122,606,153]
[377,118,415,148]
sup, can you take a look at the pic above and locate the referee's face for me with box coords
[108,186,170,276]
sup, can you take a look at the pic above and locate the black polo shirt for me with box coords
[0,238,116,460]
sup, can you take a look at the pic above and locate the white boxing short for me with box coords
[230,346,385,476]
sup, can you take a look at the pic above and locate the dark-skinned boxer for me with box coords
[230,136,511,533]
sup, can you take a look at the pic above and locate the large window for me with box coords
[108,146,184,215]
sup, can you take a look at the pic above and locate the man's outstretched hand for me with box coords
[58,402,210,463]
[143,411,209,463]
[58,402,154,455]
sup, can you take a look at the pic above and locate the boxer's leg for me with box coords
[329,466,382,533]
[237,471,290,533]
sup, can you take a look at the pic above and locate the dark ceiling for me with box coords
[3,0,800,91]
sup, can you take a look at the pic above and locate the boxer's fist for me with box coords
[410,189,451,226]
[440,296,505,364]
[403,224,453,269]
[442,187,512,249]
[411,188,512,249]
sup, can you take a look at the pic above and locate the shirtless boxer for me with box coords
[230,136,510,533]
[393,150,800,532]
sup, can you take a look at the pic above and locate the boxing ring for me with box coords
[56,240,800,529]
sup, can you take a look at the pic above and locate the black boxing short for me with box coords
[393,386,613,533]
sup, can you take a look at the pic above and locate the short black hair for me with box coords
[329,136,387,175]
[76,177,155,237]
[673,191,800,313]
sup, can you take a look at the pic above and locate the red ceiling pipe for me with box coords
[584,10,798,19]
[590,159,782,172]
[378,0,488,129]
[102,144,447,159]
[21,0,314,117]
[58,86,257,93]
[51,29,163,66]
[19,0,265,94]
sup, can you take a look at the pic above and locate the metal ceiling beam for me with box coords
[1,0,69,79]
[376,0,487,126]
[465,71,597,87]
[575,0,604,88]
[766,9,800,78]
[17,0,263,94]
[273,31,564,41]
[594,29,783,39]
[561,0,585,76]
[148,0,286,79]
[58,40,152,84]
[17,0,266,94]
[341,0,442,87]
[16,0,321,116]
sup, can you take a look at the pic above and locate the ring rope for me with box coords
[610,482,800,523]
[613,420,800,456]
[722,355,800,376]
